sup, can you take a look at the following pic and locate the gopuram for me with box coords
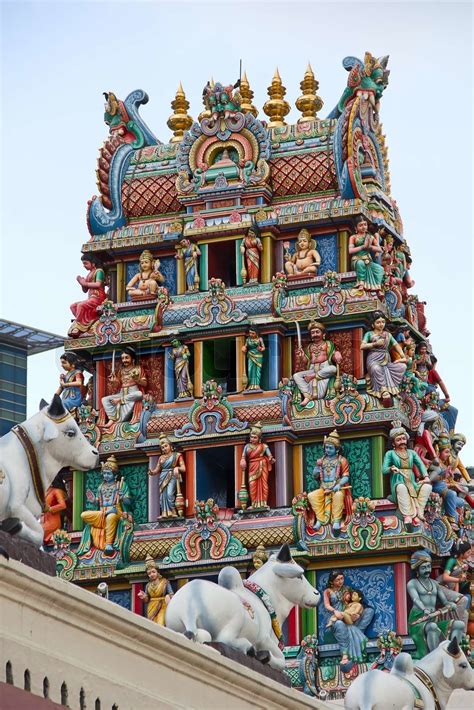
[46,56,473,699]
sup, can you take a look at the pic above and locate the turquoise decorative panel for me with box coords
[303,437,372,498]
[84,463,148,524]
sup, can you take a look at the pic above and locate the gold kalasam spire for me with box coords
[263,68,290,127]
[240,71,258,117]
[295,63,323,122]
[167,82,193,143]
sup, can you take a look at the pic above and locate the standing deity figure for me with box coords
[138,555,174,626]
[68,253,107,338]
[240,424,275,509]
[348,217,385,292]
[323,570,374,667]
[149,435,186,518]
[407,549,465,658]
[293,321,342,406]
[169,338,193,399]
[240,223,263,284]
[41,469,69,544]
[126,249,165,301]
[242,327,265,391]
[360,311,407,403]
[382,421,432,527]
[78,456,132,556]
[56,352,85,412]
[307,430,351,534]
[284,229,321,277]
[175,238,201,292]
[101,347,147,424]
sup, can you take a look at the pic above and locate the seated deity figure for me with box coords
[348,216,385,292]
[169,338,193,399]
[284,229,321,277]
[307,430,351,535]
[148,435,186,518]
[101,347,147,424]
[407,549,465,659]
[360,311,407,404]
[78,456,132,556]
[293,321,342,406]
[382,421,432,527]
[240,424,275,509]
[240,223,263,284]
[126,249,165,301]
[69,253,107,338]
[138,555,174,626]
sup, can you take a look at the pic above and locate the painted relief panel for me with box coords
[303,437,372,498]
[84,462,149,524]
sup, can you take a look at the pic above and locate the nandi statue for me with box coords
[0,394,99,547]
[166,543,320,670]
[345,636,474,710]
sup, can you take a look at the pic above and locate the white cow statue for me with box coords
[0,394,99,547]
[345,637,474,710]
[165,543,320,670]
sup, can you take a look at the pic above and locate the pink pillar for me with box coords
[394,562,409,635]
[131,582,144,617]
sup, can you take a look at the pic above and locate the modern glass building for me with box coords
[0,320,64,435]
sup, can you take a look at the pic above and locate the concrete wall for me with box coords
[0,557,329,710]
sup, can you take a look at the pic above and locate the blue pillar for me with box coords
[267,333,280,390]
[164,347,175,402]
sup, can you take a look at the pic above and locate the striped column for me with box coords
[371,435,385,498]
[236,335,246,392]
[176,255,185,294]
[292,444,303,497]
[234,444,244,507]
[164,347,175,402]
[193,341,203,398]
[282,336,292,379]
[301,569,318,636]
[274,440,290,507]
[394,562,409,635]
[267,333,280,389]
[116,262,126,303]
[261,233,273,283]
[199,243,208,291]
[185,449,196,516]
[338,229,349,272]
[72,470,85,531]
[147,453,159,521]
[131,582,144,616]
[235,239,244,286]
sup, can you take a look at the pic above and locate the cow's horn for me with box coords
[39,399,48,410]
[446,636,460,657]
[47,394,67,419]
[276,543,292,563]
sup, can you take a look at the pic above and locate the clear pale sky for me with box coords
[1,1,472,460]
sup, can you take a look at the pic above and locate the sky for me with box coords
[1,0,472,460]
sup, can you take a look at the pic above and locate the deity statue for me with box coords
[449,434,474,508]
[169,338,193,399]
[149,435,186,518]
[382,421,432,527]
[126,249,165,301]
[284,229,321,277]
[101,347,147,424]
[360,311,407,404]
[428,445,469,529]
[175,238,201,292]
[437,539,472,629]
[68,253,107,338]
[293,321,342,406]
[252,544,268,570]
[307,430,352,535]
[240,223,263,284]
[242,327,265,391]
[78,456,133,556]
[240,423,275,509]
[56,352,85,412]
[407,549,465,658]
[348,217,385,292]
[323,570,374,667]
[138,555,174,626]
[41,469,69,544]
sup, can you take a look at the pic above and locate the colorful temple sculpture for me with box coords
[49,54,473,699]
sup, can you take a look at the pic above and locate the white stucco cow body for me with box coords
[345,637,474,710]
[0,395,99,547]
[165,543,320,670]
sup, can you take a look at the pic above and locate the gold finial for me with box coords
[167,82,193,143]
[263,67,290,127]
[295,62,323,122]
[240,71,258,117]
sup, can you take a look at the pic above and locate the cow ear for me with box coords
[47,394,66,419]
[276,543,292,563]
[43,419,59,442]
[39,399,48,410]
[273,562,304,579]
[446,636,460,657]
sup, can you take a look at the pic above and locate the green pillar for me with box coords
[301,569,318,637]
[72,470,85,531]
[235,239,244,286]
[371,435,385,498]
[199,243,208,291]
